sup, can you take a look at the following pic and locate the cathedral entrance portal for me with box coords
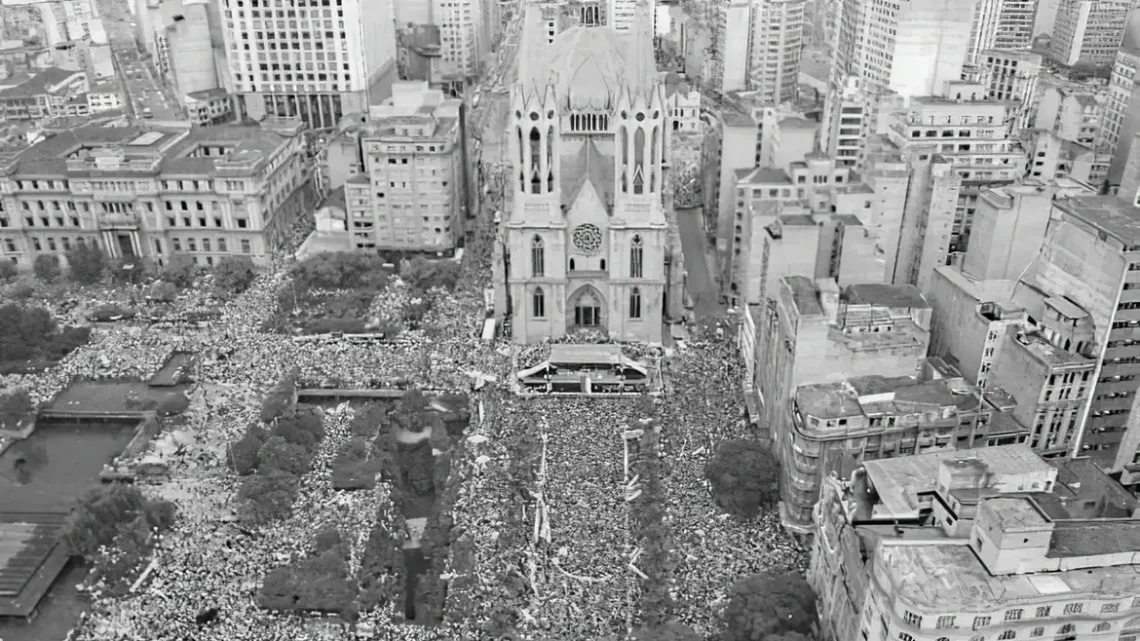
[569,286,606,333]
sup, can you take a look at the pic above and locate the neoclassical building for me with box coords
[503,0,681,344]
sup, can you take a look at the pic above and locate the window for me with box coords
[218,238,227,253]
[630,287,642,319]
[630,234,643,278]
[1005,610,1022,621]
[154,239,162,254]
[1101,603,1119,613]
[188,239,197,252]
[532,287,546,317]
[1093,623,1111,633]
[1058,624,1074,635]
[899,634,914,641]
[1035,607,1050,618]
[937,617,956,629]
[531,235,544,277]
[998,632,1015,640]
[1030,628,1043,638]
[241,239,251,254]
[974,617,991,630]
[173,239,182,252]
[1062,604,1082,615]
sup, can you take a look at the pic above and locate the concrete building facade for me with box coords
[1050,0,1139,67]
[219,0,397,129]
[0,120,314,270]
[341,82,465,253]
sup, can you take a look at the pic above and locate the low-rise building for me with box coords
[184,89,233,126]
[811,445,1140,641]
[0,67,87,121]
[0,118,315,270]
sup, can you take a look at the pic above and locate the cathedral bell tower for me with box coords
[511,84,561,201]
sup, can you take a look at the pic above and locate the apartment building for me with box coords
[706,110,761,268]
[0,119,313,270]
[431,0,487,82]
[184,89,235,126]
[756,278,932,525]
[884,81,1025,260]
[811,445,1140,641]
[219,0,397,129]
[1050,0,1138,67]
[339,82,464,253]
[745,0,806,104]
[963,178,1096,281]
[967,0,1037,66]
[0,67,87,121]
[976,49,1043,131]
[87,79,123,114]
[1105,20,1140,188]
[785,371,1025,532]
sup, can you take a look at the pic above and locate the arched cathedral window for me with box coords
[630,235,643,279]
[533,287,546,318]
[630,287,642,319]
[531,235,545,277]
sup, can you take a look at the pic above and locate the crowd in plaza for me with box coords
[0,227,806,641]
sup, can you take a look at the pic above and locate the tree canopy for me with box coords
[724,572,818,641]
[705,439,780,519]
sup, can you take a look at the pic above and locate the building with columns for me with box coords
[0,119,314,271]
[500,0,684,343]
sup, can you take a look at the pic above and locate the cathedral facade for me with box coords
[504,0,679,344]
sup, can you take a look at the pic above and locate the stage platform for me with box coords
[515,344,661,395]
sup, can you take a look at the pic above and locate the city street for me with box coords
[677,205,723,319]
[94,0,183,120]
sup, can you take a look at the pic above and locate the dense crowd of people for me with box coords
[0,243,806,640]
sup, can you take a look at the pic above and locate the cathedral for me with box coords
[502,0,684,344]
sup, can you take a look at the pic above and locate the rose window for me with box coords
[572,224,603,255]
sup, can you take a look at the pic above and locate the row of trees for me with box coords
[259,527,357,618]
[0,242,258,299]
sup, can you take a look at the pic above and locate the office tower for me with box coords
[812,445,1140,641]
[432,0,487,81]
[827,0,979,99]
[220,0,397,129]
[719,0,752,93]
[966,0,1036,66]
[746,0,806,104]
[500,0,684,343]
[1050,0,1138,67]
[1106,12,1140,188]
[0,120,312,271]
[340,82,465,253]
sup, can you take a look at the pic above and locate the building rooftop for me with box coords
[1012,331,1093,367]
[841,283,928,309]
[1055,195,1140,246]
[779,116,817,129]
[722,110,756,127]
[0,67,81,99]
[8,123,296,177]
[740,166,792,186]
[796,375,986,423]
[876,542,1140,610]
[987,496,1050,530]
[861,444,1054,516]
[833,214,864,226]
[780,214,815,226]
[785,275,824,317]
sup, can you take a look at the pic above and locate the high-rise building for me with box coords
[431,0,487,83]
[745,0,806,104]
[1050,0,1138,67]
[966,0,1036,66]
[499,0,685,343]
[220,0,398,129]
[811,445,1140,641]
[976,49,1043,131]
[608,0,654,34]
[1105,13,1140,188]
[827,0,979,99]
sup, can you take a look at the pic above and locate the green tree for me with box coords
[0,260,17,282]
[633,622,701,641]
[33,254,61,283]
[160,254,198,288]
[258,435,312,476]
[63,483,176,555]
[724,572,818,641]
[65,241,107,284]
[0,388,34,431]
[236,470,298,525]
[399,256,460,294]
[291,251,391,292]
[705,439,779,519]
[213,256,258,295]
